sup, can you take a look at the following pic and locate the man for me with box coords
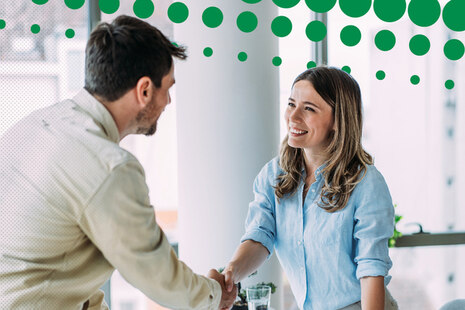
[0,15,236,309]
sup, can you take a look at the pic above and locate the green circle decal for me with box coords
[202,7,223,28]
[271,16,292,37]
[242,0,262,3]
[306,20,326,42]
[31,24,41,34]
[339,0,372,18]
[32,0,49,4]
[133,0,155,19]
[376,70,386,80]
[272,56,282,66]
[203,47,213,57]
[272,0,300,9]
[410,75,420,85]
[444,39,464,61]
[237,11,258,33]
[443,0,465,32]
[408,0,440,27]
[99,0,120,14]
[341,66,351,74]
[445,80,455,90]
[374,30,396,51]
[238,52,248,62]
[307,60,317,68]
[64,0,85,10]
[0,19,6,29]
[168,2,189,24]
[65,28,75,38]
[305,0,336,13]
[373,0,406,22]
[409,34,430,56]
[340,25,361,47]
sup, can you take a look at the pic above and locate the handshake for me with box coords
[207,268,238,310]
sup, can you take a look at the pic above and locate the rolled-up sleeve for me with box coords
[78,159,221,310]
[353,167,394,281]
[240,164,277,256]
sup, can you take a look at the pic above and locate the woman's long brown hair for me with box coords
[274,67,373,212]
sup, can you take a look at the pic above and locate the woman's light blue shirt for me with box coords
[241,157,394,310]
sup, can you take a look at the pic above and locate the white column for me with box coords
[174,1,283,309]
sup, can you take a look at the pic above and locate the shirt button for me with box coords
[311,189,315,193]
[298,240,303,246]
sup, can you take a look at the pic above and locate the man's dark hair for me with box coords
[84,15,187,102]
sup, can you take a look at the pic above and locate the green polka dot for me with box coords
[271,16,292,37]
[443,0,465,32]
[445,80,455,90]
[408,0,440,27]
[98,0,119,14]
[242,0,261,3]
[64,0,85,10]
[444,39,464,61]
[168,2,189,23]
[272,56,282,66]
[340,25,361,47]
[65,28,75,38]
[32,0,48,4]
[373,0,406,22]
[305,20,326,42]
[171,42,178,47]
[410,75,420,85]
[374,30,396,51]
[272,0,300,9]
[0,19,5,30]
[376,70,386,80]
[133,0,154,19]
[341,66,351,74]
[202,7,223,28]
[203,47,213,57]
[237,11,258,33]
[305,0,336,13]
[31,24,40,34]
[307,60,317,68]
[339,0,372,18]
[409,35,430,56]
[238,52,248,62]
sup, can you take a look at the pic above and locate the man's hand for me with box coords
[207,269,237,310]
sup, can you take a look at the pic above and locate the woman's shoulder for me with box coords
[355,164,389,192]
[255,156,284,183]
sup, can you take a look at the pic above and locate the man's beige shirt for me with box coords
[0,89,222,309]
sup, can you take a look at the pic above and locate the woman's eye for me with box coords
[305,106,315,112]
[288,102,295,107]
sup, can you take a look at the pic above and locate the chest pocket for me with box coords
[306,205,345,246]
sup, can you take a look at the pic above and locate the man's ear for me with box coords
[135,76,154,108]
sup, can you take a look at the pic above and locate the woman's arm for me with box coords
[360,276,385,309]
[223,240,269,291]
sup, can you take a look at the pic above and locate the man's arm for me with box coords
[79,160,229,309]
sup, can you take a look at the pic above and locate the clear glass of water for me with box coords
[246,285,271,310]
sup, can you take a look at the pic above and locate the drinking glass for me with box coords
[246,285,271,310]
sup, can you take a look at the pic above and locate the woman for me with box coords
[223,67,398,310]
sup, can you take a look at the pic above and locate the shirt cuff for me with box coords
[240,229,274,258]
[207,277,222,310]
[356,259,389,280]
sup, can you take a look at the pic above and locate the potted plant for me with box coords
[389,204,403,247]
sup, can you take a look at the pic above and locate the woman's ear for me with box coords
[135,76,154,108]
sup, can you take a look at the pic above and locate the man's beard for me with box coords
[135,103,159,136]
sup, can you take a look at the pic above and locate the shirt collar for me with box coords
[72,89,120,144]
